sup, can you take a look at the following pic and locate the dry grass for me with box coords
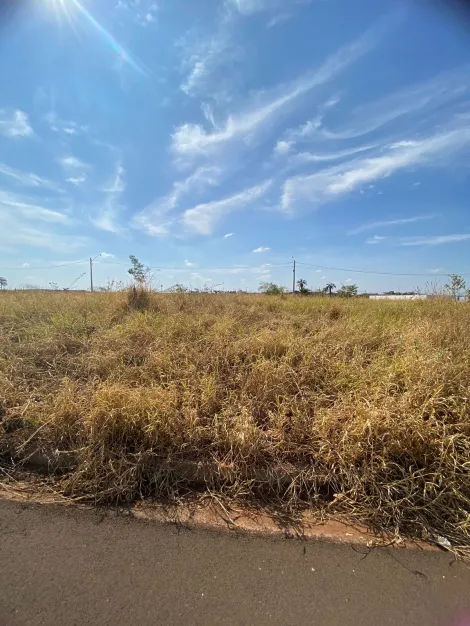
[1,289,469,549]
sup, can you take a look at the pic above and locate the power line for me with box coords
[0,260,89,271]
[0,258,467,278]
[295,262,470,277]
[96,261,292,270]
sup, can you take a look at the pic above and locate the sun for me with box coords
[41,0,78,31]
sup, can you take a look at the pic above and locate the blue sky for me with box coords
[1,0,470,292]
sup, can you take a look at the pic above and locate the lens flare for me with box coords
[44,0,145,75]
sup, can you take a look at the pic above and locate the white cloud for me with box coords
[183,179,272,235]
[0,109,34,138]
[272,98,340,156]
[115,0,158,27]
[100,252,115,258]
[274,140,293,156]
[180,32,233,97]
[173,24,378,157]
[134,166,223,236]
[281,124,470,210]
[91,163,126,233]
[0,211,88,253]
[45,112,87,136]
[366,235,386,245]
[429,268,445,273]
[286,145,376,169]
[267,12,291,27]
[60,156,89,171]
[0,163,62,192]
[22,263,30,268]
[66,175,87,186]
[184,260,195,267]
[399,234,470,246]
[223,232,234,238]
[320,65,470,140]
[350,215,436,235]
[253,246,270,252]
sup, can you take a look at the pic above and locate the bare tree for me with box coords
[0,277,7,290]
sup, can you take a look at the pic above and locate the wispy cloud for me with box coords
[281,123,470,210]
[173,23,380,158]
[319,65,470,140]
[0,109,34,138]
[183,179,272,235]
[0,212,87,253]
[184,260,195,267]
[0,163,62,192]
[223,232,234,238]
[60,156,89,171]
[91,162,126,233]
[134,166,223,236]
[180,30,235,98]
[286,145,376,169]
[349,214,437,235]
[66,175,87,186]
[45,112,87,136]
[100,252,115,258]
[267,12,292,27]
[399,234,470,246]
[366,235,386,245]
[0,190,71,224]
[272,96,339,156]
[115,0,158,28]
[253,246,270,252]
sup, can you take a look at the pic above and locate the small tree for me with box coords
[128,255,150,285]
[324,282,336,297]
[338,284,358,298]
[0,277,7,290]
[258,281,286,295]
[445,274,466,301]
[297,278,309,294]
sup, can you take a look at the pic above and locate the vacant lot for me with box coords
[1,290,469,549]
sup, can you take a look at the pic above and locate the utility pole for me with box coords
[292,258,296,294]
[89,253,103,292]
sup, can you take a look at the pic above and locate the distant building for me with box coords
[368,294,428,300]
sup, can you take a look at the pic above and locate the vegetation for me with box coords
[324,282,336,296]
[445,274,467,301]
[128,255,150,285]
[1,290,470,551]
[338,283,358,297]
[0,277,7,290]
[258,281,287,295]
[297,278,308,294]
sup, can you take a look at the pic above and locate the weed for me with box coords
[0,291,469,551]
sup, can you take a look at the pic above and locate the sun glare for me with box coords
[41,0,145,75]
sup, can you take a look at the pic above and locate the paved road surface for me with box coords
[1,499,469,626]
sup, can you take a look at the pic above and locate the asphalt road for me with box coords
[1,499,469,626]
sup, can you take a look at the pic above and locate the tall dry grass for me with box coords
[1,290,469,548]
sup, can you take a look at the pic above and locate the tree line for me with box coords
[259,279,358,297]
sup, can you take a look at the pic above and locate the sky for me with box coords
[1,0,470,292]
